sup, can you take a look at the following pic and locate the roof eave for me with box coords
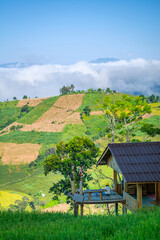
[96,146,110,167]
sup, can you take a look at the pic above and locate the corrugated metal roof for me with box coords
[97,142,160,183]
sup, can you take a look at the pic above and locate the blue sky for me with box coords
[1,0,160,64]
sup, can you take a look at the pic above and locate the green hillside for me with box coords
[0,92,159,209]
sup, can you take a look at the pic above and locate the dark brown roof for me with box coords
[97,142,160,183]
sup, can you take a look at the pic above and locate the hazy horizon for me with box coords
[0,0,160,100]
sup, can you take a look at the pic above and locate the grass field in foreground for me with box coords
[0,208,160,240]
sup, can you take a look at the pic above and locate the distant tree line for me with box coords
[140,94,159,103]
[59,86,119,95]
[60,84,75,95]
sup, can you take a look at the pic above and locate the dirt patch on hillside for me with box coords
[42,203,107,215]
[42,203,70,213]
[1,95,85,133]
[0,142,41,164]
[36,107,72,124]
[142,113,154,119]
[64,112,82,124]
[16,97,48,107]
[19,95,85,132]
[90,111,104,115]
[54,94,84,110]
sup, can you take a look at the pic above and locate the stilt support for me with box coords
[137,184,142,208]
[115,203,118,216]
[81,204,84,217]
[74,203,79,216]
[155,182,160,202]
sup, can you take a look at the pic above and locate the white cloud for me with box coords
[0,58,160,101]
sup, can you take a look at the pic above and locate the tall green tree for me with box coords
[43,136,99,200]
[97,94,152,142]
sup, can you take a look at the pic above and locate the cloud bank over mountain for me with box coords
[0,58,160,101]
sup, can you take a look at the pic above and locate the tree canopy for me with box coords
[97,94,152,142]
[43,136,99,200]
[60,84,75,95]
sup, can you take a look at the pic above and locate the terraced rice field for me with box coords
[0,142,41,164]
[19,94,85,132]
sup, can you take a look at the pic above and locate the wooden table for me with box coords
[83,189,109,201]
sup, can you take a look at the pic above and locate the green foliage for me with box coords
[60,84,75,95]
[23,95,28,99]
[140,123,160,137]
[80,105,91,121]
[0,131,62,144]
[29,148,55,169]
[97,94,152,142]
[148,94,159,103]
[21,104,30,113]
[133,115,160,141]
[0,107,22,131]
[78,92,130,112]
[44,136,99,200]
[18,96,59,124]
[9,196,29,212]
[10,125,23,131]
[0,208,160,239]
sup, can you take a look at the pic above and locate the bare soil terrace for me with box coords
[20,94,84,132]
[0,142,41,165]
[16,97,48,107]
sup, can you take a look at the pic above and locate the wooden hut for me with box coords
[96,141,160,211]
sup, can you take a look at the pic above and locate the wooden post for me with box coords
[74,203,79,216]
[71,164,76,195]
[81,204,84,217]
[122,204,127,214]
[124,182,128,193]
[115,203,118,216]
[88,192,91,201]
[137,184,142,208]
[155,182,160,202]
[71,181,76,195]
[74,203,76,216]
[114,170,117,192]
[100,192,102,201]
